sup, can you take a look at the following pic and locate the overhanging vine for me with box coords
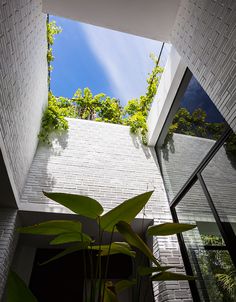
[39,19,164,145]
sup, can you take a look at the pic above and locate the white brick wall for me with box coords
[0,0,47,298]
[0,209,18,301]
[171,0,236,133]
[0,0,48,199]
[159,133,236,221]
[20,119,166,214]
[20,119,192,301]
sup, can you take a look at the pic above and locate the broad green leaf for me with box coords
[50,232,92,245]
[115,279,136,293]
[40,242,89,265]
[100,191,153,232]
[91,242,135,258]
[43,191,103,219]
[18,220,81,235]
[116,221,160,267]
[138,265,177,276]
[104,282,119,302]
[101,242,136,258]
[147,223,196,236]
[151,271,196,281]
[7,270,37,302]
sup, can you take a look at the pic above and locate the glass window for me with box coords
[157,74,228,202]
[202,132,236,236]
[175,181,236,301]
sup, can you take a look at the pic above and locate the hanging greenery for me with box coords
[38,93,69,144]
[39,19,68,144]
[47,20,62,71]
[124,53,163,144]
[39,20,164,145]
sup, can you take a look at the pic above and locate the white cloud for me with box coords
[80,23,165,105]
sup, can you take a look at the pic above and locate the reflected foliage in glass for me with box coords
[157,76,227,202]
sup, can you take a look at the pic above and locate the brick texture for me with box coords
[158,134,215,201]
[0,209,18,301]
[159,133,236,220]
[158,132,236,300]
[0,0,48,197]
[20,119,192,301]
[171,0,236,133]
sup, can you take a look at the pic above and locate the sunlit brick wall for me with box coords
[20,119,192,301]
[0,209,18,301]
[171,0,236,132]
[0,0,48,199]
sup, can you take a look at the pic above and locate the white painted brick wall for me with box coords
[20,119,192,301]
[20,119,166,215]
[159,133,236,221]
[0,209,18,301]
[171,0,236,133]
[0,0,48,198]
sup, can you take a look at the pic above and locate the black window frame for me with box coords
[155,68,236,301]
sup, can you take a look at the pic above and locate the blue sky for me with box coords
[181,76,225,122]
[50,16,170,106]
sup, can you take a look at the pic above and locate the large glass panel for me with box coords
[176,181,236,301]
[157,74,228,201]
[202,132,236,235]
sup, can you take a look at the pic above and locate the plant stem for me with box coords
[89,243,95,302]
[102,226,115,302]
[97,217,104,302]
[81,234,88,302]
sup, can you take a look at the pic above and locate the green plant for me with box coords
[7,270,37,302]
[72,87,106,120]
[124,54,163,144]
[9,191,196,301]
[198,235,236,301]
[47,20,62,71]
[38,19,67,144]
[43,18,163,147]
[96,97,123,124]
[38,92,69,144]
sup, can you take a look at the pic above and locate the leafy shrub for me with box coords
[38,93,69,144]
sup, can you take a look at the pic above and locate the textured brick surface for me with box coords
[0,0,48,197]
[158,134,215,201]
[20,119,192,301]
[171,0,236,133]
[158,133,236,221]
[158,132,236,300]
[20,119,165,214]
[0,209,18,300]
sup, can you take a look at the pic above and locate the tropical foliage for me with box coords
[198,235,236,301]
[123,53,163,144]
[47,20,62,71]
[40,20,164,144]
[38,93,69,144]
[8,191,196,302]
[96,97,123,124]
[38,19,68,144]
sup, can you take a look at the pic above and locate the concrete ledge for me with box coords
[147,47,187,146]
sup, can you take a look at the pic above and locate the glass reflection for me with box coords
[202,132,236,235]
[176,181,236,301]
[158,75,227,201]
